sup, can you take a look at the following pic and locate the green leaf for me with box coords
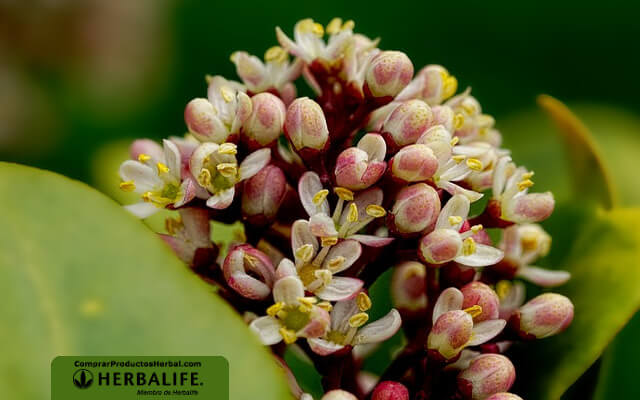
[516,207,640,399]
[0,162,289,400]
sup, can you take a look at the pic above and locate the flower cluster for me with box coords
[118,18,574,400]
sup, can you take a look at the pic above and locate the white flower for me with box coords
[276,18,355,64]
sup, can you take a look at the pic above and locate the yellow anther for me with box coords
[198,168,212,187]
[279,327,297,344]
[317,301,333,312]
[313,189,329,205]
[299,19,324,36]
[295,244,315,263]
[442,75,458,99]
[137,153,151,162]
[156,162,170,174]
[462,103,477,115]
[205,74,214,85]
[366,204,387,218]
[518,179,534,191]
[349,312,369,328]
[243,253,258,267]
[466,158,484,171]
[312,22,324,36]
[357,292,372,312]
[452,155,466,163]
[218,142,238,155]
[219,86,235,103]
[315,269,333,286]
[276,309,288,319]
[496,281,512,300]
[327,256,345,272]
[463,305,483,319]
[119,180,136,192]
[298,297,317,307]
[454,113,465,129]
[448,215,463,226]
[522,171,535,180]
[217,162,238,178]
[334,187,354,201]
[142,192,154,202]
[450,136,460,146]
[267,302,284,317]
[326,18,343,35]
[264,46,288,63]
[342,20,355,31]
[470,224,484,234]
[347,203,359,223]
[462,237,476,256]
[321,236,339,247]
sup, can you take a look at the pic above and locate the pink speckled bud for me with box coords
[457,354,516,400]
[184,98,228,143]
[461,282,500,322]
[382,100,433,148]
[223,244,275,300]
[390,183,441,235]
[335,133,387,190]
[365,51,414,98]
[427,310,474,361]
[241,165,287,225]
[503,192,555,224]
[371,381,410,400]
[242,93,286,148]
[321,390,358,400]
[389,144,438,182]
[511,293,573,339]
[431,105,456,132]
[391,261,427,314]
[419,229,463,265]
[284,97,329,151]
[485,393,523,400]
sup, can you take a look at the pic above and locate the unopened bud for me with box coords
[382,100,433,148]
[461,282,500,322]
[457,354,516,400]
[365,51,414,98]
[391,261,427,313]
[503,192,555,224]
[242,93,286,148]
[321,389,358,400]
[184,98,228,143]
[335,134,387,190]
[390,183,441,235]
[223,244,275,300]
[419,229,463,265]
[389,144,438,182]
[427,310,474,361]
[485,393,523,400]
[511,293,573,339]
[242,165,288,224]
[371,381,410,400]
[284,97,329,151]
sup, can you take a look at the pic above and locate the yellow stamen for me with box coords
[205,74,214,85]
[342,20,355,31]
[321,236,339,247]
[450,136,460,146]
[366,204,386,218]
[298,297,317,307]
[357,292,372,312]
[462,237,476,256]
[463,305,483,319]
[264,46,288,63]
[522,171,535,180]
[349,312,369,328]
[276,310,288,319]
[157,162,170,174]
[496,280,511,300]
[279,327,297,344]
[218,142,238,155]
[137,153,151,162]
[217,162,238,178]
[295,244,314,263]
[334,187,354,201]
[347,203,359,223]
[326,18,342,35]
[454,113,465,129]
[313,189,329,205]
[142,192,153,202]
[466,158,484,171]
[518,179,534,191]
[442,75,458,100]
[448,215,463,226]
[243,253,258,267]
[299,19,324,36]
[220,86,235,103]
[198,168,212,187]
[327,256,345,272]
[452,155,466,163]
[315,269,332,286]
[317,301,333,312]
[470,224,483,234]
[267,302,284,317]
[119,180,136,192]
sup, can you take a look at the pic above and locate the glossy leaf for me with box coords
[0,162,289,400]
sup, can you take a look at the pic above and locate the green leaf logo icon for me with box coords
[72,369,94,389]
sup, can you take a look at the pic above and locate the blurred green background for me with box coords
[2,1,639,398]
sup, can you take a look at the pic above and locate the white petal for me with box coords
[298,171,329,216]
[517,266,571,287]
[440,181,484,203]
[353,309,402,345]
[189,143,219,177]
[315,277,363,301]
[124,202,159,218]
[250,316,283,345]
[307,338,345,356]
[436,194,470,230]
[331,297,359,333]
[468,319,506,346]
[231,91,253,134]
[227,273,272,300]
[179,207,211,249]
[119,160,162,192]
[349,234,394,247]
[174,178,197,207]
[439,161,470,182]
[433,287,463,324]
[444,349,481,371]
[309,213,338,237]
[275,258,298,280]
[455,244,504,267]
[162,139,182,180]
[341,187,383,233]
[357,133,386,162]
[492,156,512,196]
[291,220,319,262]
[322,240,362,273]
[239,148,271,180]
[206,187,236,209]
[273,276,305,305]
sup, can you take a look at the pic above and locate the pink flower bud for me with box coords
[390,183,441,235]
[485,393,523,400]
[382,100,433,148]
[432,105,456,132]
[397,65,458,105]
[322,390,358,400]
[510,293,573,339]
[427,310,474,361]
[223,244,275,300]
[242,93,286,148]
[184,98,228,143]
[461,282,500,322]
[389,144,438,182]
[419,229,463,265]
[284,97,330,151]
[503,192,555,224]
[335,133,387,190]
[391,261,427,313]
[365,51,414,98]
[242,165,288,225]
[371,381,410,400]
[457,354,516,400]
